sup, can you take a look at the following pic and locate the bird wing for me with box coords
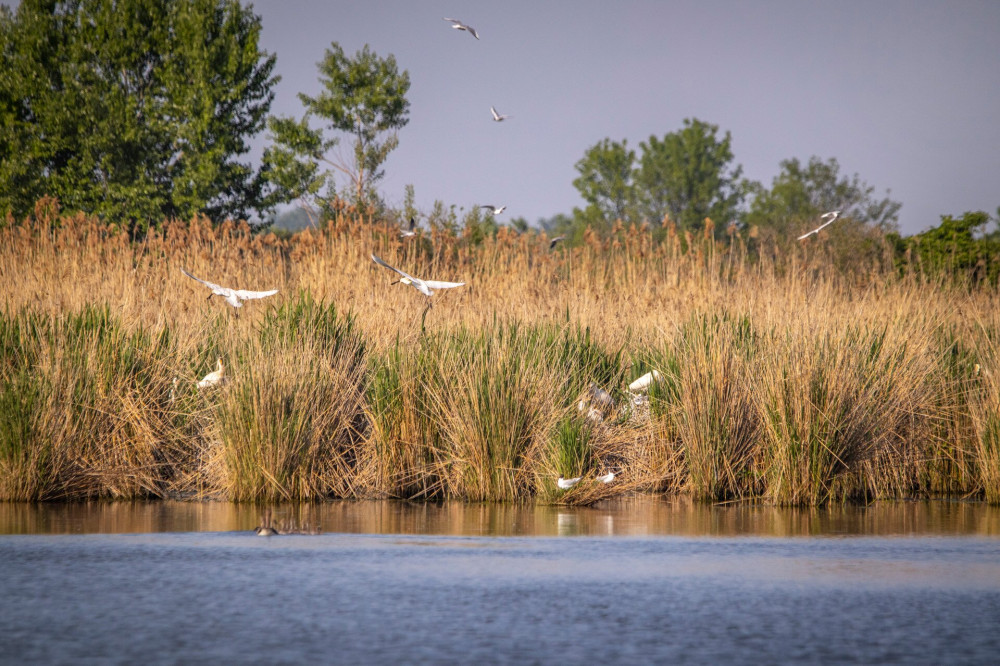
[490,107,499,120]
[468,26,479,39]
[371,253,416,282]
[407,217,416,231]
[443,17,459,23]
[181,268,226,293]
[234,289,278,301]
[480,205,494,211]
[796,229,816,241]
[422,280,465,290]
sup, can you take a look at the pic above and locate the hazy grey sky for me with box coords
[251,0,999,234]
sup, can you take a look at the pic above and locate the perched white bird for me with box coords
[549,236,565,250]
[400,217,417,238]
[587,382,614,410]
[628,370,663,393]
[370,253,465,297]
[597,472,615,484]
[557,476,582,489]
[181,269,278,315]
[197,358,225,389]
[480,204,507,215]
[490,106,510,122]
[443,17,479,39]
[797,210,842,241]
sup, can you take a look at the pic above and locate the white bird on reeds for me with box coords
[490,106,510,122]
[480,204,506,215]
[597,472,615,484]
[197,358,225,389]
[797,210,842,241]
[444,17,479,39]
[370,253,465,298]
[558,476,582,489]
[628,370,663,393]
[549,236,565,250]
[400,217,417,238]
[181,268,278,315]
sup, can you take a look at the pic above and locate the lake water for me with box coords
[1,499,999,664]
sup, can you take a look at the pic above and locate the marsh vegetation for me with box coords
[2,201,999,505]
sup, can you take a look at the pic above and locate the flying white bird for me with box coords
[197,358,225,389]
[443,17,479,39]
[628,370,663,393]
[181,269,278,315]
[549,236,565,250]
[557,476,582,489]
[370,253,465,297]
[797,210,842,241]
[400,217,417,238]
[597,472,615,484]
[490,106,510,122]
[480,204,506,215]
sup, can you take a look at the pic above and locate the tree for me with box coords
[746,156,901,237]
[634,118,747,232]
[571,138,637,229]
[0,0,278,227]
[263,42,410,215]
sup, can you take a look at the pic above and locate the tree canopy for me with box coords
[0,0,278,228]
[263,42,410,216]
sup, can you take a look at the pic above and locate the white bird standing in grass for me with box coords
[797,210,842,241]
[370,254,465,298]
[628,370,663,393]
[181,269,278,316]
[444,17,479,39]
[558,476,582,489]
[400,217,417,238]
[480,204,506,215]
[197,358,225,389]
[490,106,510,122]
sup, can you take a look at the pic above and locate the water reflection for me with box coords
[2,497,998,537]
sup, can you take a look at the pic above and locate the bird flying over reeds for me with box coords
[490,106,510,122]
[181,269,278,314]
[797,211,842,241]
[370,253,465,297]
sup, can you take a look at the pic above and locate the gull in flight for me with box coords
[443,17,479,39]
[400,217,417,238]
[797,210,842,241]
[549,236,565,250]
[480,204,506,215]
[557,476,582,489]
[197,358,225,389]
[490,106,511,122]
[370,253,465,298]
[181,269,278,315]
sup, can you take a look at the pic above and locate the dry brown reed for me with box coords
[1,200,998,504]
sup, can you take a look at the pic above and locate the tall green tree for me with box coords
[746,156,901,237]
[0,0,278,227]
[634,118,747,232]
[263,42,410,215]
[571,138,637,229]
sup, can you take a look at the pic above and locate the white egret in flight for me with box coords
[181,269,278,316]
[797,210,842,241]
[370,253,465,297]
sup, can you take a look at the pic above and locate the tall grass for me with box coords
[1,202,998,503]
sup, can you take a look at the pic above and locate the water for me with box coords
[1,500,999,665]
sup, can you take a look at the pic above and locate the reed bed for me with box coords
[1,201,998,504]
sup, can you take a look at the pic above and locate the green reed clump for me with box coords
[757,325,921,504]
[674,313,762,501]
[0,305,176,500]
[363,338,443,498]
[968,319,1000,503]
[210,294,368,501]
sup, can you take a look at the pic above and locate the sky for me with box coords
[248,0,999,235]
